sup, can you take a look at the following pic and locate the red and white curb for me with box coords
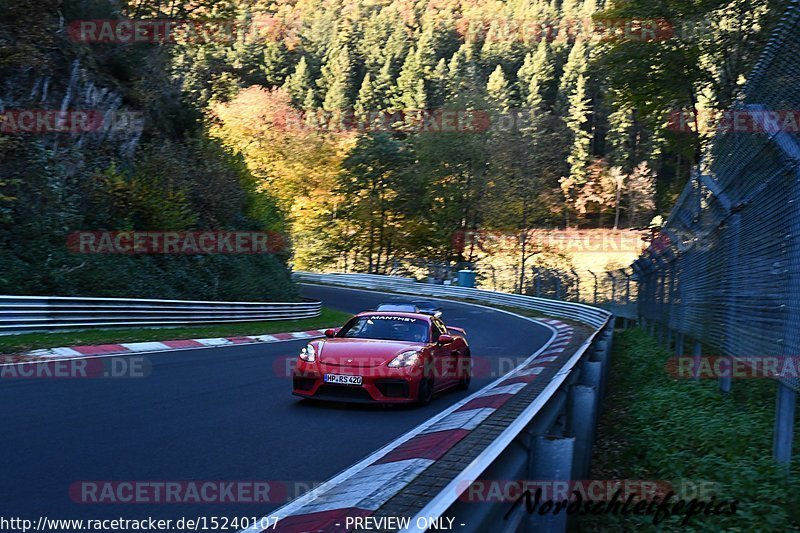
[243,316,573,533]
[1,329,330,365]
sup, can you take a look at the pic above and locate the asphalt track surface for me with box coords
[0,284,552,529]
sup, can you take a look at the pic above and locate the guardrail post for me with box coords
[567,384,598,482]
[603,323,614,356]
[582,359,604,418]
[581,359,602,387]
[527,436,575,533]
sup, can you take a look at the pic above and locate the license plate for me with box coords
[324,373,363,386]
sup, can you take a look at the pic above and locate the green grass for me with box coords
[0,307,352,355]
[580,328,800,532]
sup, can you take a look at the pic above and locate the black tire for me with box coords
[457,352,472,390]
[417,377,434,405]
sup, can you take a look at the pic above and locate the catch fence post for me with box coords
[773,150,800,466]
[774,383,797,467]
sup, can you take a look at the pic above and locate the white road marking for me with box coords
[119,342,171,352]
[420,408,496,433]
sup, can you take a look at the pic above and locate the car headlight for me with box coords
[388,350,421,368]
[299,344,316,362]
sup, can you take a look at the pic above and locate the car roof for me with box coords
[356,311,433,321]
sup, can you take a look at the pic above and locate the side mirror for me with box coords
[324,329,337,338]
[437,334,454,345]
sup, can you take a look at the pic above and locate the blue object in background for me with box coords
[458,269,477,288]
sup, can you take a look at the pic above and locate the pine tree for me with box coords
[283,56,313,106]
[429,58,449,108]
[487,65,512,111]
[302,88,317,112]
[319,45,354,113]
[303,88,321,130]
[373,57,395,109]
[447,48,466,96]
[517,51,537,103]
[517,40,554,106]
[526,75,546,121]
[446,44,479,100]
[556,37,587,114]
[416,24,439,76]
[355,73,380,126]
[565,73,592,184]
[480,19,519,72]
[394,47,427,110]
[358,9,395,73]
[260,41,289,88]
[606,100,635,172]
[625,162,656,227]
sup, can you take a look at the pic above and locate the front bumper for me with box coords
[292,360,424,403]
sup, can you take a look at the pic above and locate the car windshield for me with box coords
[376,304,417,313]
[338,315,430,343]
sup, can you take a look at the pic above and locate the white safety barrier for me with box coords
[0,295,321,334]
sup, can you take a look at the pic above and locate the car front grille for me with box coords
[315,385,375,402]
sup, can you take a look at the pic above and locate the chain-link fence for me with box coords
[378,255,639,320]
[383,258,638,316]
[633,1,800,465]
[525,267,637,318]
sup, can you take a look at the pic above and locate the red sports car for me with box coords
[292,311,471,404]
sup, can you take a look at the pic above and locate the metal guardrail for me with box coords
[294,272,610,329]
[0,295,322,335]
[290,272,613,532]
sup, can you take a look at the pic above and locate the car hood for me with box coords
[315,338,423,367]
